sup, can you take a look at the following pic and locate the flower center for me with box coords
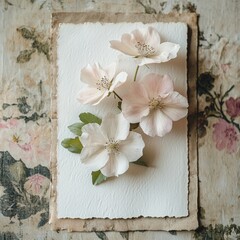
[149,97,164,110]
[12,134,20,143]
[96,76,111,91]
[224,127,238,143]
[135,42,155,57]
[105,138,120,154]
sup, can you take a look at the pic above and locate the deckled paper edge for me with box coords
[50,12,198,232]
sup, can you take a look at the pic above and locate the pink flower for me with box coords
[24,174,50,197]
[110,27,180,66]
[122,74,188,137]
[78,62,127,105]
[213,119,239,154]
[225,97,240,118]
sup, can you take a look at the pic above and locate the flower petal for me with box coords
[161,91,188,121]
[80,123,107,146]
[145,27,161,48]
[119,132,145,162]
[132,27,160,51]
[81,63,103,86]
[80,146,109,171]
[109,72,128,92]
[110,34,138,56]
[100,152,129,177]
[140,110,172,137]
[141,73,174,98]
[122,82,149,123]
[77,87,108,105]
[101,113,130,141]
[156,42,180,62]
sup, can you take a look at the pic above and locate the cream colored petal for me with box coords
[119,131,145,162]
[100,152,129,177]
[143,27,161,49]
[77,87,108,105]
[156,42,180,62]
[80,123,107,146]
[101,113,130,141]
[80,146,109,171]
[110,40,138,56]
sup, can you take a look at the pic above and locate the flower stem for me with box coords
[133,65,140,82]
[113,91,122,101]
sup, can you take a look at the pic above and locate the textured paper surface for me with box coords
[57,22,188,219]
[50,12,198,231]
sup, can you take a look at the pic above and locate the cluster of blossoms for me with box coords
[64,27,189,182]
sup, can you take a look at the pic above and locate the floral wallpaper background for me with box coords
[0,0,239,239]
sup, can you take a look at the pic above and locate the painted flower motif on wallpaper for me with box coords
[213,119,239,154]
[197,72,240,154]
[225,97,240,118]
[0,151,50,227]
[24,173,50,197]
[0,119,51,168]
[62,26,188,185]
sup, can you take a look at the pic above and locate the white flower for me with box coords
[122,73,188,137]
[79,113,145,177]
[110,27,180,66]
[77,62,128,105]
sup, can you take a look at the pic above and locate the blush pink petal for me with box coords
[110,27,180,66]
[77,87,108,105]
[110,34,138,56]
[141,74,174,97]
[81,63,103,86]
[140,110,173,137]
[101,113,130,141]
[161,92,189,121]
[122,83,150,123]
[100,152,129,177]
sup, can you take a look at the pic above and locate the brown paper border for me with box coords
[50,12,198,232]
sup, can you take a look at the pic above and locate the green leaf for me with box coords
[68,122,85,136]
[79,112,102,125]
[61,137,83,153]
[132,158,147,167]
[17,49,36,63]
[92,170,107,185]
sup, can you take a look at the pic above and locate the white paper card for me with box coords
[56,22,188,219]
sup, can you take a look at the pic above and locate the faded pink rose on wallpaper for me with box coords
[213,119,239,154]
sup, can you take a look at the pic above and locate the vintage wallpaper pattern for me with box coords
[0,0,239,239]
